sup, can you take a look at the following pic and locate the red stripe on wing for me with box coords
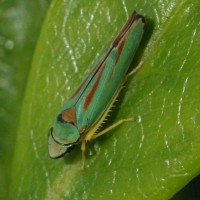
[83,62,106,110]
[107,38,126,81]
[71,62,101,99]
[115,38,125,64]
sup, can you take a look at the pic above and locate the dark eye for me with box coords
[66,144,75,153]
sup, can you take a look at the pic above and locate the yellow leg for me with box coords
[90,118,134,140]
[81,140,86,170]
[126,60,144,79]
[82,118,134,168]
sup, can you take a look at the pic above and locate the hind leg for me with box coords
[89,118,134,140]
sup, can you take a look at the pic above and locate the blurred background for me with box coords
[0,1,50,199]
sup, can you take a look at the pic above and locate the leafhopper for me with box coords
[48,12,145,166]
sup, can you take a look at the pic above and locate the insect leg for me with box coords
[126,60,144,79]
[90,118,134,140]
[81,140,86,170]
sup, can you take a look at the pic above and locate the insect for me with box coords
[48,11,145,167]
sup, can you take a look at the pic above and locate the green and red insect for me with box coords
[48,12,145,165]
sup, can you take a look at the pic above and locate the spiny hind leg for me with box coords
[81,118,134,168]
[87,118,134,140]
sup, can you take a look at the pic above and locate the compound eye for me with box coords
[66,144,75,153]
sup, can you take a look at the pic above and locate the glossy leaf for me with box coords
[10,0,200,199]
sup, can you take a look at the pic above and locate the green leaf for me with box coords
[9,0,200,199]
